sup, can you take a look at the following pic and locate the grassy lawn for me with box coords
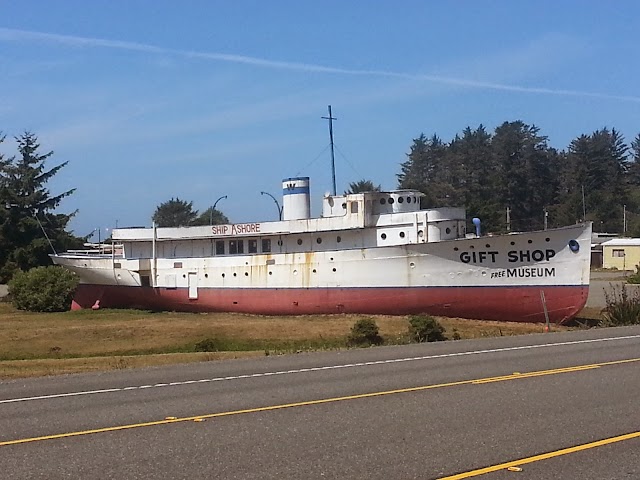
[0,302,573,379]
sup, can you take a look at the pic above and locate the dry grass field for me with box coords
[0,302,572,379]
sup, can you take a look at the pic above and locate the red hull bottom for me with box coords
[71,284,589,324]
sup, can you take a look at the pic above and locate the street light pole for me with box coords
[210,195,227,225]
[261,191,282,220]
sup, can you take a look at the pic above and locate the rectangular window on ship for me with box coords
[229,240,244,255]
[262,238,271,253]
[215,240,225,255]
[248,239,258,254]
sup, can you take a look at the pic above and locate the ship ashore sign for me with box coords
[211,223,261,236]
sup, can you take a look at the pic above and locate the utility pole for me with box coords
[581,185,586,221]
[506,207,511,232]
[322,105,337,196]
[544,208,548,230]
[624,204,627,235]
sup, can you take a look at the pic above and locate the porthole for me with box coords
[380,198,386,205]
[182,274,186,278]
[381,233,387,240]
[222,273,225,278]
[233,273,237,277]
[545,237,550,242]
[316,238,322,244]
[330,257,334,261]
[293,269,298,275]
[332,268,336,272]
[337,236,342,243]
[312,269,317,273]
[409,262,415,268]
[277,240,283,246]
[342,203,347,209]
[408,197,412,203]
[388,197,395,204]
[398,197,404,204]
[418,230,424,237]
[470,245,475,249]
[269,271,272,275]
[569,239,580,252]
[527,239,533,244]
[454,247,459,251]
[204,274,208,278]
[510,241,515,246]
[244,272,249,277]
[445,227,451,234]
[297,239,303,245]
[485,243,490,248]
[400,232,405,238]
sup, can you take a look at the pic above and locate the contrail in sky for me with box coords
[1,27,639,103]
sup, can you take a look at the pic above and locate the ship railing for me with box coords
[65,243,124,257]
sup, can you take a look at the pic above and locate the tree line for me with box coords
[2,121,639,282]
[397,121,640,234]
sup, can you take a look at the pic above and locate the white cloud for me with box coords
[1,27,638,103]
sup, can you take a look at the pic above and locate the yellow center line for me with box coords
[472,364,600,384]
[1,357,639,447]
[439,431,640,479]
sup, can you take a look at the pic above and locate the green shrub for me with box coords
[348,318,383,346]
[626,267,640,284]
[602,283,640,326]
[408,315,447,342]
[8,266,79,312]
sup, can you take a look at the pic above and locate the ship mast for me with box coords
[322,105,337,196]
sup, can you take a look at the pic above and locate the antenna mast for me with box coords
[322,105,337,196]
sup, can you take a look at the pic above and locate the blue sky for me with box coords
[1,1,639,238]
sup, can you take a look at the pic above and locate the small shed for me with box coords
[601,238,640,271]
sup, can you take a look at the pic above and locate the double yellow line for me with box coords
[440,431,640,479]
[2,357,639,466]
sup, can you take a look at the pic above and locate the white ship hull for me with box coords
[53,217,591,323]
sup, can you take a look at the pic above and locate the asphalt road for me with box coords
[1,327,639,479]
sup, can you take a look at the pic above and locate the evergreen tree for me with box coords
[491,121,559,231]
[397,134,448,207]
[152,198,198,227]
[344,179,381,194]
[192,207,229,226]
[454,125,502,232]
[564,128,629,232]
[0,131,82,282]
[627,133,640,185]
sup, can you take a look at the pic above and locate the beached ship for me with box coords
[51,176,591,323]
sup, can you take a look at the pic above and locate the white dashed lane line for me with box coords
[1,335,639,405]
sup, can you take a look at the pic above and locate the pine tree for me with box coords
[0,132,82,282]
[344,179,381,194]
[192,207,229,226]
[565,128,629,232]
[491,121,559,231]
[152,198,199,227]
[397,134,448,207]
